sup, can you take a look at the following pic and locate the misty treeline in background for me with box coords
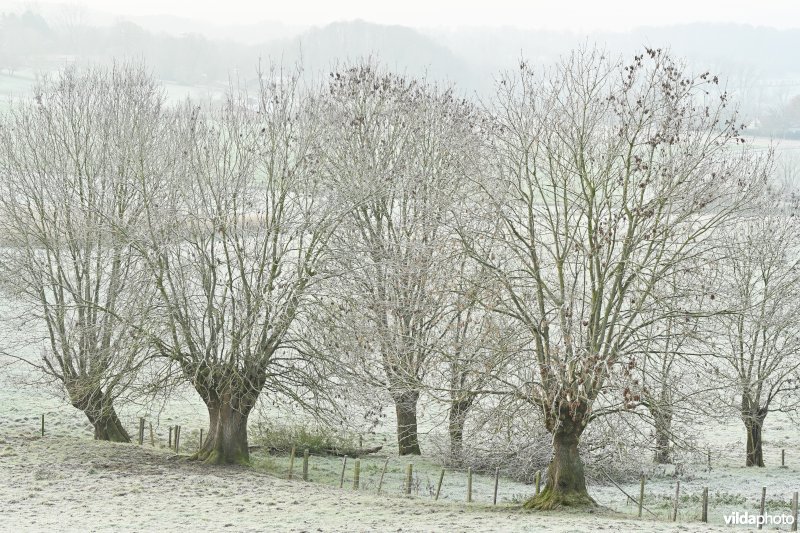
[2,7,800,138]
[1,22,800,510]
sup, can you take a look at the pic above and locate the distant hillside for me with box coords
[256,20,480,91]
[428,23,800,75]
[1,11,798,112]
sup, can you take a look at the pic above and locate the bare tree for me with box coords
[317,63,485,455]
[711,187,800,467]
[611,261,723,465]
[463,48,769,508]
[134,66,336,464]
[0,64,165,441]
[431,258,519,462]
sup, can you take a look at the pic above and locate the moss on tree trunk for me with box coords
[393,391,421,456]
[525,403,595,510]
[193,400,250,465]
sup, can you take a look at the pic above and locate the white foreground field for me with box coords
[1,354,798,531]
[0,435,749,533]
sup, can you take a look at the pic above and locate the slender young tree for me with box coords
[318,63,485,455]
[621,265,721,465]
[0,64,165,441]
[135,67,336,464]
[433,259,518,462]
[463,48,769,508]
[711,188,800,467]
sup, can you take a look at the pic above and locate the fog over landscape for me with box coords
[1,1,800,532]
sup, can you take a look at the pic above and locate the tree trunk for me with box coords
[652,408,672,464]
[448,397,473,462]
[393,390,421,456]
[194,399,251,465]
[85,403,131,442]
[742,397,767,468]
[70,387,131,443]
[654,427,671,464]
[525,404,595,510]
[745,415,766,467]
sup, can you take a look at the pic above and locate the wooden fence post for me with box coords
[782,449,786,468]
[672,480,680,521]
[493,467,500,505]
[175,426,181,453]
[339,456,347,489]
[707,449,711,468]
[405,463,413,495]
[701,487,708,523]
[41,414,44,437]
[288,446,296,480]
[534,470,541,496]
[435,469,444,501]
[467,467,473,503]
[168,426,173,448]
[758,486,766,530]
[791,491,798,532]
[138,418,145,445]
[638,475,645,518]
[302,449,309,481]
[377,458,388,494]
[353,459,360,490]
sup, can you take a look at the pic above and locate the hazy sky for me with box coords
[7,0,800,30]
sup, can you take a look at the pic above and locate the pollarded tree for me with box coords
[135,67,337,464]
[318,63,487,455]
[0,64,165,441]
[464,47,769,508]
[712,187,800,467]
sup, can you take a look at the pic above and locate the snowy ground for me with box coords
[1,334,798,531]
[0,435,759,533]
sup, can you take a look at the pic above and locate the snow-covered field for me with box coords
[0,435,764,533]
[2,358,799,532]
[0,298,798,532]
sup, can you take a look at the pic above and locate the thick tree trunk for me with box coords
[393,390,421,456]
[185,362,266,465]
[86,405,131,442]
[448,398,473,462]
[742,397,767,467]
[745,416,766,467]
[525,404,595,510]
[194,400,251,465]
[652,408,672,464]
[654,427,671,464]
[71,387,131,443]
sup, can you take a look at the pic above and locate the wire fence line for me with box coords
[31,411,800,530]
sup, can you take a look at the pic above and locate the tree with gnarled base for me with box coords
[0,64,165,441]
[136,67,336,464]
[463,48,769,509]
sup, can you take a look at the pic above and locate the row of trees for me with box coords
[1,49,798,509]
